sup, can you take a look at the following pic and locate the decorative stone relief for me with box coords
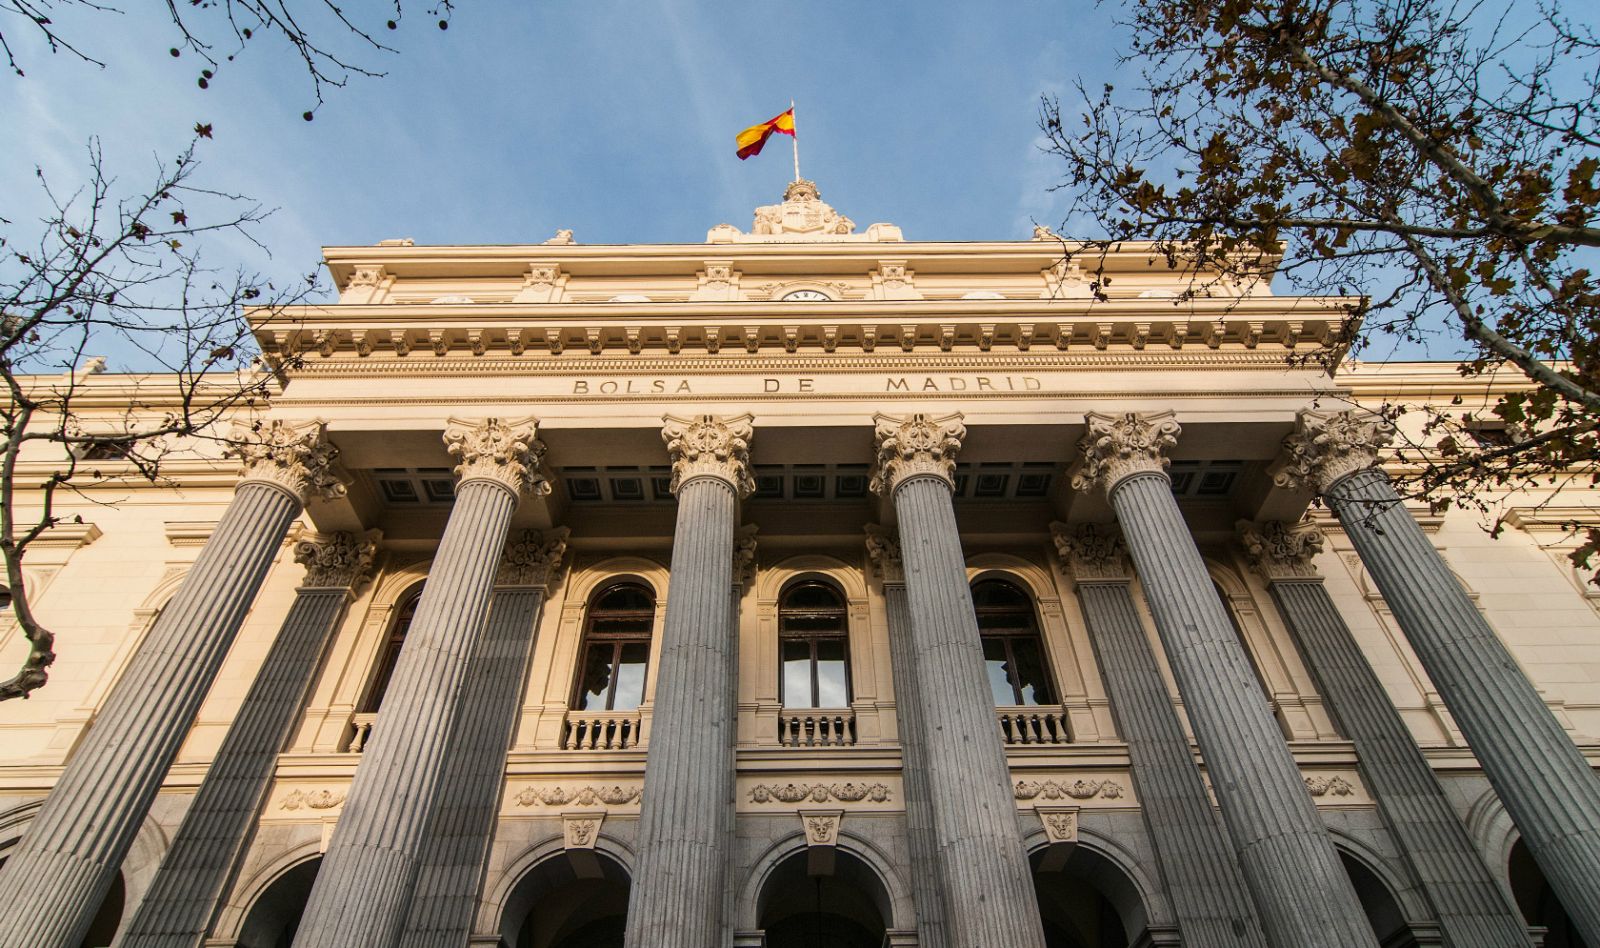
[748,782,892,804]
[869,413,965,496]
[752,180,855,236]
[1272,409,1394,494]
[1013,779,1125,801]
[443,417,549,497]
[661,414,756,497]
[1304,775,1357,798]
[1036,806,1080,844]
[1050,521,1131,582]
[514,785,642,807]
[280,788,346,811]
[562,811,604,849]
[496,528,570,588]
[229,420,346,505]
[543,229,575,245]
[800,810,842,846]
[733,524,759,586]
[1238,520,1326,581]
[1071,411,1181,494]
[293,530,381,590]
[344,266,385,290]
[863,525,904,585]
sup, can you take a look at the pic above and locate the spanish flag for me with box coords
[736,108,796,160]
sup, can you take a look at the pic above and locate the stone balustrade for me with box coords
[561,711,643,750]
[346,712,377,753]
[778,710,857,747]
[997,706,1070,745]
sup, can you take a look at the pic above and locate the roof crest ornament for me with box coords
[706,180,903,244]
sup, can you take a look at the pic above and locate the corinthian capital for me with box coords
[869,413,965,496]
[1070,411,1180,494]
[1237,520,1325,581]
[662,414,755,497]
[1050,522,1131,582]
[293,530,380,590]
[864,524,904,584]
[444,417,549,498]
[495,528,570,588]
[1272,409,1393,494]
[230,419,346,504]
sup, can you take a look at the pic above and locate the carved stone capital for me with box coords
[496,528,570,588]
[1237,520,1325,582]
[230,419,346,505]
[1272,409,1393,494]
[293,530,380,590]
[864,524,904,585]
[869,413,965,496]
[443,417,549,498]
[733,524,759,586]
[662,414,755,497]
[1070,411,1180,494]
[1050,522,1131,582]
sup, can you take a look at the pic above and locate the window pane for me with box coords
[982,635,1016,705]
[1008,636,1055,706]
[814,638,849,708]
[612,642,649,710]
[575,644,615,711]
[782,639,814,708]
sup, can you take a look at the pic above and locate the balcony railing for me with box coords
[560,711,642,750]
[778,709,857,747]
[346,712,377,753]
[997,706,1070,745]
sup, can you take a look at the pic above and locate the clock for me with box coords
[780,289,832,302]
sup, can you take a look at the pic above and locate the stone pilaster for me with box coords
[120,531,378,948]
[1052,522,1268,948]
[0,420,342,948]
[293,418,546,948]
[623,415,753,948]
[1276,409,1600,944]
[1074,411,1377,948]
[1240,518,1534,947]
[865,525,949,948]
[870,414,1048,948]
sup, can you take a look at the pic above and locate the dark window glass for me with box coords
[778,581,851,708]
[361,588,421,712]
[972,579,1056,706]
[572,583,655,711]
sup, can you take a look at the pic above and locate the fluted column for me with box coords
[293,418,547,948]
[398,529,568,948]
[623,414,753,948]
[870,413,1047,948]
[1239,518,1533,947]
[1052,523,1268,948]
[0,420,342,948]
[1074,412,1376,948]
[865,526,950,948]
[1276,410,1600,944]
[120,531,379,948]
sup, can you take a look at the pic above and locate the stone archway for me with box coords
[1031,844,1150,948]
[755,848,890,948]
[498,849,630,948]
[235,855,321,948]
[1337,850,1423,947]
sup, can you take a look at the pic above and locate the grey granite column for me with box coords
[1074,411,1377,948]
[1276,409,1600,944]
[870,413,1047,948]
[119,531,379,948]
[622,414,753,948]
[0,420,342,948]
[865,526,950,948]
[1239,518,1534,947]
[293,418,547,948]
[398,529,568,948]
[1052,522,1269,948]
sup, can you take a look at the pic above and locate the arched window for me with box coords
[972,579,1056,706]
[572,583,655,712]
[360,587,421,713]
[779,581,851,708]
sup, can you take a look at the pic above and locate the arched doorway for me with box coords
[756,848,889,948]
[1338,850,1421,947]
[1032,846,1147,948]
[499,850,630,948]
[236,855,321,948]
[1509,838,1591,948]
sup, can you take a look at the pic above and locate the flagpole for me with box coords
[791,99,801,183]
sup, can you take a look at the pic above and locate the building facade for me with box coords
[1,182,1599,948]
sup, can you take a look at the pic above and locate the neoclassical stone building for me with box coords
[1,182,1599,948]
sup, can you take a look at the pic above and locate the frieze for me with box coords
[1304,775,1357,798]
[280,788,346,811]
[513,785,642,807]
[1013,779,1126,802]
[747,782,892,804]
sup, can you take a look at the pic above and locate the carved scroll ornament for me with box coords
[662,414,756,497]
[1071,411,1181,494]
[444,416,549,497]
[869,412,965,496]
[230,419,346,504]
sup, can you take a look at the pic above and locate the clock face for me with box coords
[780,289,832,302]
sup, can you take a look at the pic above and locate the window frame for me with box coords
[971,578,1058,707]
[360,586,422,713]
[777,579,852,709]
[570,582,656,713]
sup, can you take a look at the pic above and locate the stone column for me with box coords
[120,531,379,948]
[864,526,950,948]
[1239,518,1534,947]
[398,529,568,948]
[0,420,342,948]
[1073,412,1377,948]
[623,414,753,948]
[1276,410,1600,944]
[1052,523,1268,948]
[293,418,547,948]
[870,413,1047,948]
